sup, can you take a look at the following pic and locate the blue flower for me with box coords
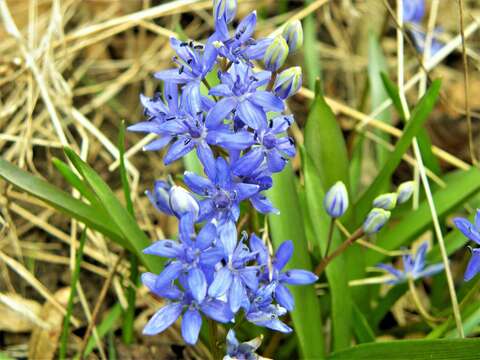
[155,37,217,86]
[142,273,233,344]
[211,11,272,64]
[245,283,292,333]
[184,157,259,225]
[240,164,278,214]
[230,115,296,176]
[208,228,259,313]
[145,180,199,219]
[207,62,283,130]
[454,211,480,281]
[143,215,224,299]
[225,329,262,360]
[129,82,221,168]
[376,241,444,284]
[410,27,443,59]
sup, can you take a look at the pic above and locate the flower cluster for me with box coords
[453,211,480,281]
[130,0,317,348]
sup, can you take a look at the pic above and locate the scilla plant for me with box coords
[128,0,314,356]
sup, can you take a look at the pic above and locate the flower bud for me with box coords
[213,0,237,24]
[169,185,199,219]
[282,20,303,53]
[372,192,397,211]
[263,36,289,72]
[146,180,173,216]
[363,208,391,235]
[273,66,302,99]
[323,181,349,218]
[397,181,414,204]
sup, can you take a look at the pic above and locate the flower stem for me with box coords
[207,319,220,360]
[315,228,364,276]
[407,276,443,324]
[323,219,335,257]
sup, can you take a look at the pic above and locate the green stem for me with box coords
[122,253,138,344]
[208,319,220,360]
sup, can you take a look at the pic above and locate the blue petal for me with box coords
[181,309,202,345]
[475,210,480,230]
[205,97,237,128]
[154,68,192,83]
[239,267,259,290]
[249,91,284,112]
[127,121,162,133]
[183,82,202,114]
[274,240,293,271]
[376,263,404,280]
[207,130,255,151]
[266,149,287,173]
[215,157,231,188]
[281,269,318,285]
[219,219,237,256]
[249,234,269,266]
[270,115,294,134]
[235,11,257,43]
[232,148,264,176]
[250,194,279,215]
[143,239,183,258]
[416,263,444,280]
[208,266,233,297]
[188,267,207,303]
[154,261,183,289]
[209,84,233,97]
[237,100,266,130]
[142,273,182,299]
[143,136,172,151]
[164,138,195,164]
[184,171,213,195]
[146,180,173,215]
[465,249,480,281]
[200,246,225,266]
[229,275,246,313]
[201,299,234,323]
[196,142,216,179]
[244,38,273,59]
[275,284,294,311]
[412,242,428,274]
[143,302,183,335]
[453,217,480,245]
[158,119,188,134]
[235,183,260,201]
[196,222,217,250]
[164,82,179,112]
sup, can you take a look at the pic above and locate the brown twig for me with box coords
[77,253,124,359]
[315,228,364,276]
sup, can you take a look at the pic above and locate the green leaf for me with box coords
[304,80,350,190]
[354,79,442,223]
[64,148,161,273]
[380,73,441,176]
[302,147,352,350]
[367,166,480,266]
[352,301,376,344]
[327,339,480,360]
[268,165,325,359]
[0,157,124,243]
[303,2,321,89]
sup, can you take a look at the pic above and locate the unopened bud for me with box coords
[373,193,397,210]
[282,20,303,53]
[363,208,391,234]
[273,66,302,99]
[213,0,237,24]
[169,185,199,219]
[323,181,349,218]
[397,181,414,204]
[263,36,289,72]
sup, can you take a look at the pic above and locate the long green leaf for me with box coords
[354,79,442,223]
[352,301,376,344]
[327,339,480,360]
[268,165,325,359]
[0,158,124,243]
[64,148,161,273]
[303,1,321,88]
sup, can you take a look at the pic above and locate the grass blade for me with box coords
[268,165,325,359]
